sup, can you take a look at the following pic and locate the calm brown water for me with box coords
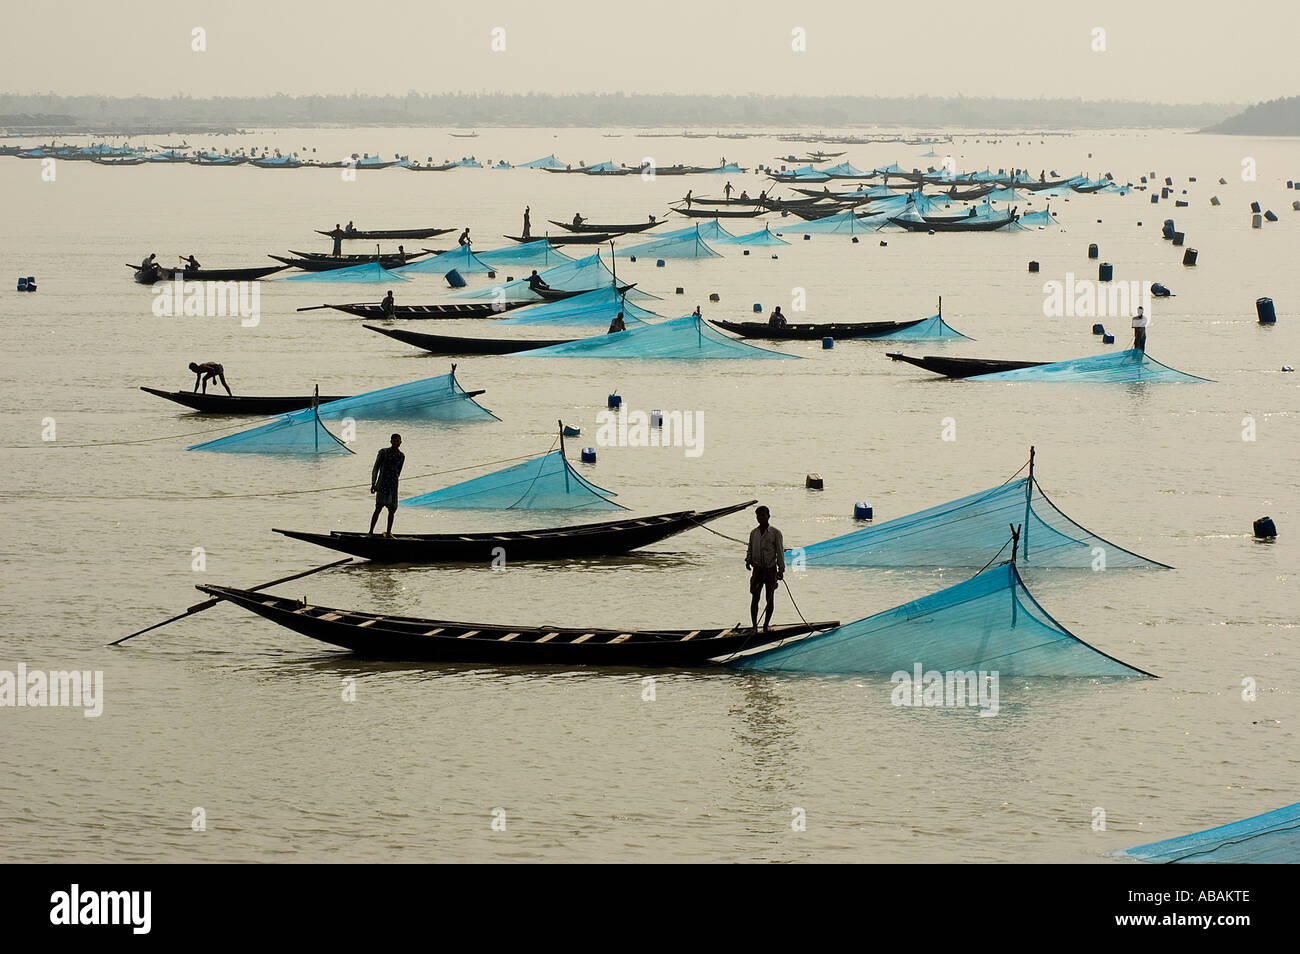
[0,127,1296,862]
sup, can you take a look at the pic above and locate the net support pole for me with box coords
[1023,445,1035,560]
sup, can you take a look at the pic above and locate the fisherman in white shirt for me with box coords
[1132,305,1148,352]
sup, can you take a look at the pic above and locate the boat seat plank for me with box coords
[537,633,558,643]
[422,628,444,636]
[318,612,343,622]
[572,633,595,644]
[457,629,480,639]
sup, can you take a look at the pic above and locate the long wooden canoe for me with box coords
[321,301,531,319]
[274,501,756,563]
[710,318,925,340]
[128,264,287,285]
[549,219,664,234]
[140,387,351,414]
[890,212,1018,232]
[502,232,623,245]
[315,227,455,240]
[671,206,765,218]
[196,583,838,665]
[886,353,1048,378]
[365,324,579,355]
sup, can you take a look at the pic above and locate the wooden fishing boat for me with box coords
[274,501,756,563]
[549,219,664,234]
[93,156,145,166]
[711,318,925,340]
[365,324,579,355]
[139,387,350,414]
[671,206,765,218]
[288,249,428,262]
[195,583,838,664]
[315,227,455,241]
[128,263,288,285]
[270,252,425,272]
[886,353,1048,378]
[889,211,1018,232]
[502,232,623,245]
[533,283,634,302]
[316,300,531,319]
[403,162,459,172]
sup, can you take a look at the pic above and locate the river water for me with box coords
[0,126,1296,862]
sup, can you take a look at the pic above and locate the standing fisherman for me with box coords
[369,433,405,538]
[1132,306,1148,352]
[522,206,531,239]
[329,223,343,257]
[745,505,785,633]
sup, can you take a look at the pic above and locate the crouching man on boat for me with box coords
[768,306,787,328]
[746,506,784,633]
[369,434,405,537]
[189,361,232,395]
[527,270,550,294]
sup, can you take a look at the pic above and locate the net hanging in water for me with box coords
[731,561,1151,677]
[497,286,659,327]
[283,262,412,283]
[969,349,1210,383]
[403,449,624,511]
[516,315,796,359]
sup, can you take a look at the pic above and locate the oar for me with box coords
[296,303,381,312]
[110,557,352,646]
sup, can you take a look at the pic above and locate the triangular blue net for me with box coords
[1120,802,1300,864]
[821,161,870,177]
[794,475,1167,569]
[450,253,655,302]
[187,373,496,453]
[516,315,797,359]
[702,162,746,174]
[869,312,972,340]
[475,241,575,268]
[1018,209,1058,227]
[403,449,624,511]
[187,407,353,455]
[518,155,566,168]
[731,561,1149,677]
[970,350,1210,383]
[796,209,882,234]
[283,262,412,283]
[391,246,493,275]
[654,220,736,242]
[715,225,790,246]
[617,228,722,259]
[497,286,658,326]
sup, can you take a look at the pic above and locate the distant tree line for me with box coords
[0,92,1238,132]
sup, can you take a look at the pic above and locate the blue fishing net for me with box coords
[392,246,493,275]
[474,241,575,268]
[497,286,658,327]
[616,228,722,259]
[793,476,1167,569]
[450,253,655,302]
[403,449,624,511]
[868,312,972,340]
[518,155,566,168]
[516,315,797,359]
[715,226,790,246]
[283,262,412,283]
[187,407,352,455]
[731,562,1149,677]
[970,350,1210,383]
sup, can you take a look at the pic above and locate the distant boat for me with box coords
[450,131,478,138]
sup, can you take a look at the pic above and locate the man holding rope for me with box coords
[369,433,405,537]
[745,505,784,633]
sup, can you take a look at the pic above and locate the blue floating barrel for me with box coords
[17,277,28,291]
[803,234,811,240]
[1091,323,1106,335]
[1102,333,1115,344]
[743,249,750,255]
[1087,243,1098,259]
[1210,196,1221,206]
[708,293,720,302]
[1250,201,1261,213]
[1152,283,1172,297]
[580,447,597,463]
[1256,297,1276,324]
[655,259,665,267]
[1253,516,1277,538]
[1164,176,1173,186]
[1162,219,1176,239]
[1218,177,1227,185]
[851,236,859,244]
[1175,200,1188,207]
[1264,210,1278,222]
[853,502,873,520]
[26,276,34,286]
[753,303,763,313]
[650,409,663,428]
[607,392,622,409]
[629,256,637,262]
[1294,201,1300,211]
[1172,231,1184,246]
[562,425,581,437]
[444,268,466,289]
[1182,248,1197,266]
[1140,175,1147,183]
[1252,214,1263,229]
[879,241,888,247]
[1289,181,1295,189]
[1150,194,1159,204]
[486,270,496,279]
[1028,260,1039,272]
[675,287,684,294]
[822,337,834,349]
[1098,262,1113,282]
[1160,187,1169,199]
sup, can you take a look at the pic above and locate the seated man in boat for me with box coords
[607,312,626,334]
[182,254,201,271]
[345,220,355,234]
[526,270,550,293]
[739,190,749,202]
[745,506,784,633]
[768,306,787,328]
[572,212,585,227]
[369,433,405,538]
[140,252,160,280]
[381,290,395,319]
[457,228,471,247]
[692,305,702,318]
[189,361,232,396]
[1132,306,1148,352]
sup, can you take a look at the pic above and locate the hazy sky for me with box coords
[2,0,1294,104]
